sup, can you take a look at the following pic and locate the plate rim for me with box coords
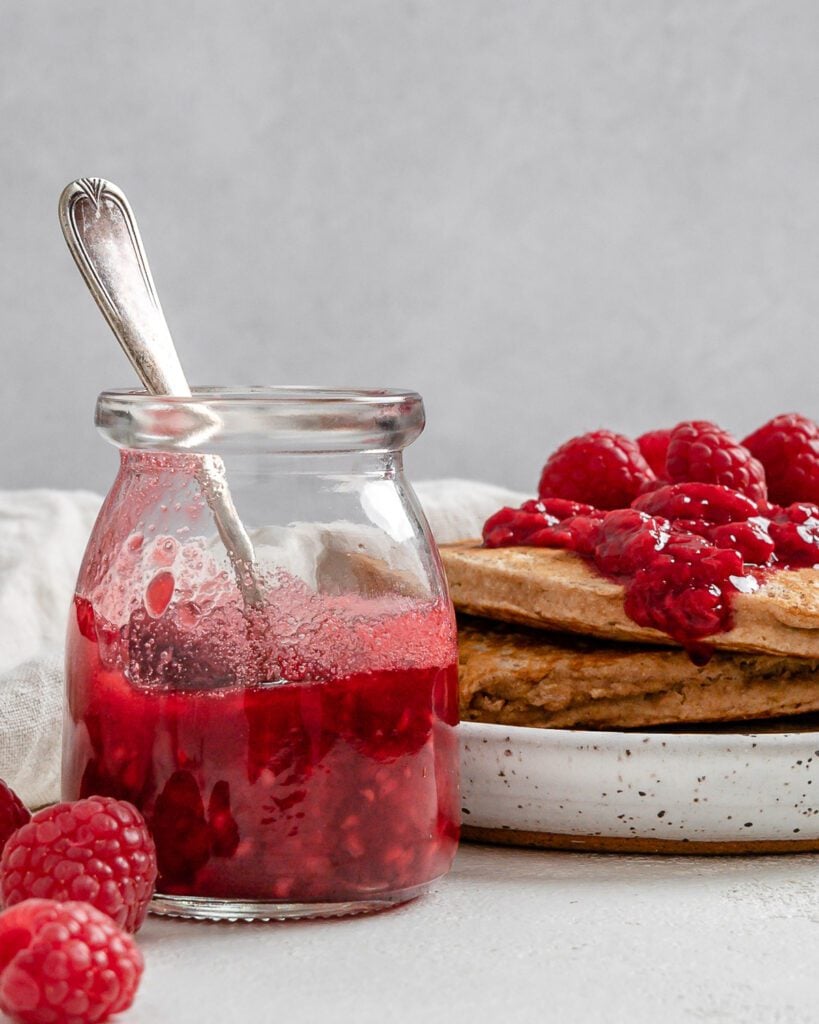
[460,718,819,751]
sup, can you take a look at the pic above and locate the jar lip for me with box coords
[95,385,426,454]
[98,385,423,406]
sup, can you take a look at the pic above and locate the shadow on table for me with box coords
[450,840,819,890]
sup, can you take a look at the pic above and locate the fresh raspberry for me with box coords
[0,782,30,859]
[1,797,157,934]
[0,898,143,1024]
[665,421,767,502]
[743,413,819,505]
[538,430,656,510]
[637,429,672,478]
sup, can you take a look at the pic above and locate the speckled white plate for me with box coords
[459,719,819,853]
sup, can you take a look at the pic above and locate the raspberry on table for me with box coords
[664,420,767,502]
[0,898,143,1024]
[743,413,819,505]
[636,429,672,478]
[538,430,656,510]
[0,797,157,934]
[0,781,30,859]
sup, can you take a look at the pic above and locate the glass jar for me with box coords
[62,387,460,920]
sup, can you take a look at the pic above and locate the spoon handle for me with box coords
[59,178,190,396]
[59,177,264,607]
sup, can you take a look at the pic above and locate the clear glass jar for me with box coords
[62,387,460,920]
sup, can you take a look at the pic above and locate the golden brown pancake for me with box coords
[458,616,819,729]
[442,542,819,658]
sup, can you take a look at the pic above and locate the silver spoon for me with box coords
[58,176,264,607]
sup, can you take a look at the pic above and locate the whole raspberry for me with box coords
[665,420,767,502]
[1,798,157,933]
[0,898,143,1024]
[0,781,30,859]
[538,430,655,510]
[636,429,672,478]
[743,413,819,505]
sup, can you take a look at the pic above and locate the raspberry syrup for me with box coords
[64,590,459,905]
[483,484,819,656]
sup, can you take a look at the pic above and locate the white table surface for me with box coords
[128,843,819,1024]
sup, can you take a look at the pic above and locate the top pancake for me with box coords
[441,542,819,658]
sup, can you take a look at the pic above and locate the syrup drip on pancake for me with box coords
[484,483,819,660]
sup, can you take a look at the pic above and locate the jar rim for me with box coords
[99,385,422,405]
[95,385,426,454]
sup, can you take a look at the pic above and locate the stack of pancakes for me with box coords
[442,542,819,729]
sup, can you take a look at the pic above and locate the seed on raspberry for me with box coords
[665,420,767,502]
[538,430,656,510]
[0,898,143,1024]
[0,797,157,934]
[743,413,819,505]
[0,781,30,859]
[637,429,672,478]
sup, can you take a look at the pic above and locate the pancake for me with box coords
[442,542,819,658]
[458,616,819,729]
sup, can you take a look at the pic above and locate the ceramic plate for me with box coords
[459,719,819,852]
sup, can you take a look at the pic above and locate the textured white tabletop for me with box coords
[128,843,819,1023]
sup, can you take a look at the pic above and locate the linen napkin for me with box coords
[0,480,526,807]
[0,491,103,807]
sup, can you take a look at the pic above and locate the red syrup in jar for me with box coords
[483,483,819,659]
[64,589,459,904]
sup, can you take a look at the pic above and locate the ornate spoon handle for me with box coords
[59,177,264,607]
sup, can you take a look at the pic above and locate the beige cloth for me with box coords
[0,490,103,806]
[0,480,524,807]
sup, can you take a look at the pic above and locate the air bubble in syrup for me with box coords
[152,536,179,567]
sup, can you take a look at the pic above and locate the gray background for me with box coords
[2,1,818,495]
